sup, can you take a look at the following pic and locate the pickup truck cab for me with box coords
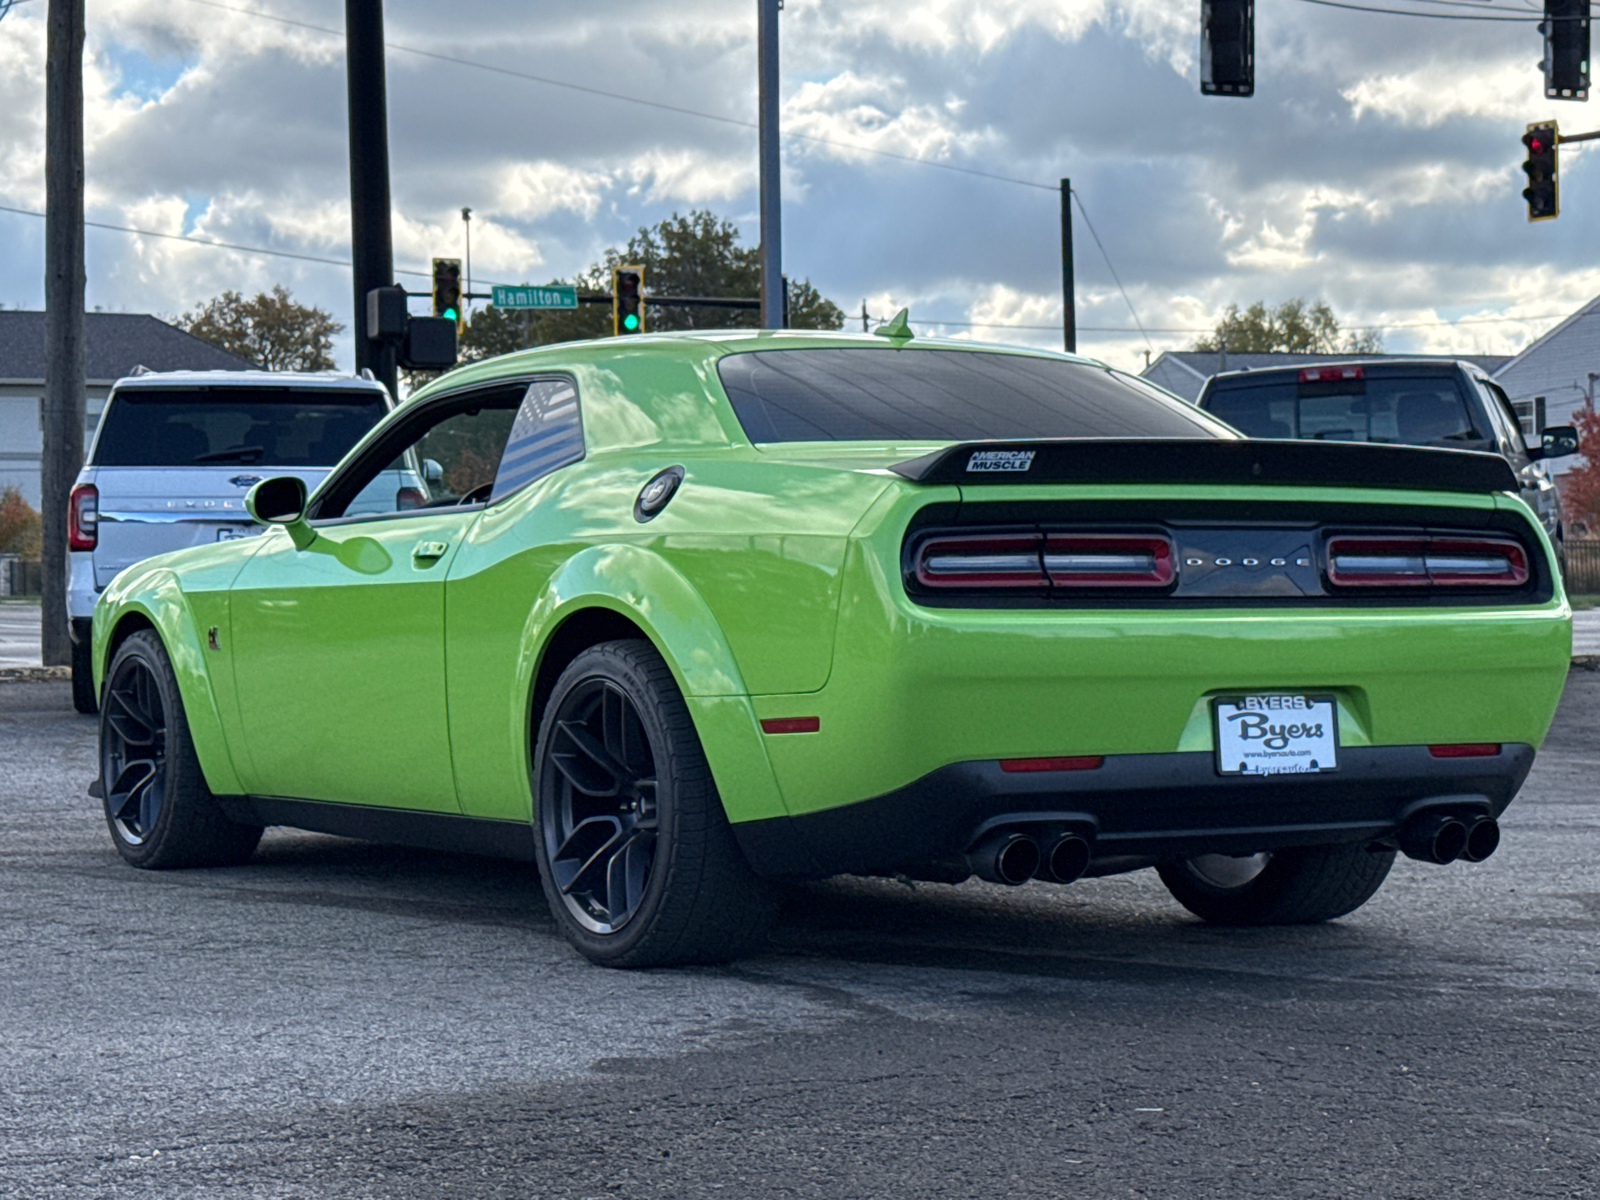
[67,369,400,712]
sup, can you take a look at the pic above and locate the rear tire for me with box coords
[99,630,262,869]
[71,634,98,714]
[1157,843,1395,925]
[532,639,773,968]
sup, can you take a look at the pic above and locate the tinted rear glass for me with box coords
[1202,373,1481,447]
[717,348,1226,443]
[93,388,388,467]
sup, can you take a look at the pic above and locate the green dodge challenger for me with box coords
[91,328,1572,967]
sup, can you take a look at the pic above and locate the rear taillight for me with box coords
[396,487,426,510]
[68,483,97,551]
[915,533,1048,589]
[1045,534,1174,589]
[1326,535,1528,590]
[913,530,1175,592]
[1428,743,1501,758]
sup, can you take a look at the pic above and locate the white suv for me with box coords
[67,369,405,712]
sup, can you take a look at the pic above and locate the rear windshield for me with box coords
[716,348,1227,443]
[1202,373,1481,447]
[93,388,389,468]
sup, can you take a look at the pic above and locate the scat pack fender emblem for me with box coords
[966,449,1035,473]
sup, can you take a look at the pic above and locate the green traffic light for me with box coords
[623,313,639,331]
[443,307,459,321]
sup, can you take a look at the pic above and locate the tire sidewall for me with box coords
[531,643,682,965]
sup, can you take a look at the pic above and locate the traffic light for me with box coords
[1201,0,1254,97]
[1541,0,1590,100]
[432,258,463,329]
[613,265,645,336]
[1522,121,1560,221]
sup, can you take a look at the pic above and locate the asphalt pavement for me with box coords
[2,672,1598,1198]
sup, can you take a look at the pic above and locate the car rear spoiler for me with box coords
[889,438,1518,495]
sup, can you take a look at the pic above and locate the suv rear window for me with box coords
[716,348,1226,443]
[1203,373,1480,446]
[92,388,388,468]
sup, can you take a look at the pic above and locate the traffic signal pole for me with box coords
[345,0,397,397]
[757,0,782,329]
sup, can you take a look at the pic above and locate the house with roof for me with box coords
[1489,295,1600,434]
[0,311,253,506]
[1143,350,1513,403]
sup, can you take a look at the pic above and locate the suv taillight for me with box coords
[396,486,426,510]
[1325,534,1529,589]
[68,483,98,551]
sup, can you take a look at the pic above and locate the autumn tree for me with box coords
[0,486,42,559]
[174,285,343,371]
[453,210,844,367]
[1191,299,1383,355]
[1561,397,1600,531]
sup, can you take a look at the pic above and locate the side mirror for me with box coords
[245,477,315,549]
[1535,425,1580,461]
[422,458,444,485]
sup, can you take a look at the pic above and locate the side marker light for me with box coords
[761,716,820,735]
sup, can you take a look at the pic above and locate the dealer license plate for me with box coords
[1213,694,1338,776]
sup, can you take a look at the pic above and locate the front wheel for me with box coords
[532,639,773,968]
[1157,843,1395,925]
[99,630,262,869]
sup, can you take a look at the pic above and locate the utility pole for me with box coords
[42,0,85,668]
[757,0,782,329]
[1060,178,1076,354]
[345,0,396,397]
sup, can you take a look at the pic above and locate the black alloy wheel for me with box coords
[534,639,773,968]
[102,651,168,847]
[98,630,262,869]
[542,676,660,935]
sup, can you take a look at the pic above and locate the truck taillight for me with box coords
[68,483,98,551]
[1325,534,1529,589]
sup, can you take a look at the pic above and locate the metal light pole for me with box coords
[461,206,472,320]
[42,0,85,668]
[757,0,782,329]
[345,0,396,396]
[1060,178,1076,354]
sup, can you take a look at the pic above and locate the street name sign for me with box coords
[492,285,578,310]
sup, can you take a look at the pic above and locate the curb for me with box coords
[1571,656,1600,672]
[0,666,71,682]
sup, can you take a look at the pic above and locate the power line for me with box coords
[1291,0,1545,19]
[1070,190,1151,348]
[0,201,447,281]
[179,0,1058,193]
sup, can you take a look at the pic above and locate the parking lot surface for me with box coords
[2,673,1598,1198]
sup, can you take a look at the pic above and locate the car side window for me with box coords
[1481,380,1529,458]
[489,377,584,503]
[315,386,524,520]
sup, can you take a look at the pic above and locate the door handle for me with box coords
[412,540,449,563]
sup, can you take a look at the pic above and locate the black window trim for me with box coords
[306,372,581,526]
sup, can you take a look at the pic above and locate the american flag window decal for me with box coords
[490,377,584,502]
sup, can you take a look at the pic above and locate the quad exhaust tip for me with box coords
[1399,812,1499,865]
[969,832,1041,886]
[1042,834,1092,885]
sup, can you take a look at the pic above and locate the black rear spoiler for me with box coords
[889,438,1518,495]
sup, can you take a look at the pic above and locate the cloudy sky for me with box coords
[1,0,1597,372]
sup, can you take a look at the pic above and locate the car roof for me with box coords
[109,369,390,394]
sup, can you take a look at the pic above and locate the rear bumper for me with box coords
[731,743,1535,880]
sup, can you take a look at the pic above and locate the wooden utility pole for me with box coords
[42,0,85,668]
[1061,178,1076,355]
[757,0,782,329]
[345,0,397,397]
